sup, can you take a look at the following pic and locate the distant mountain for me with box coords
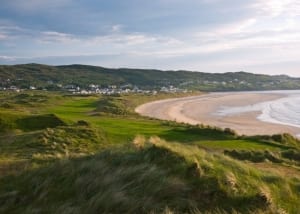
[0,63,300,91]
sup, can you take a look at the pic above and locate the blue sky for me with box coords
[0,0,300,76]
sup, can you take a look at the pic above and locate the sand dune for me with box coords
[135,92,300,136]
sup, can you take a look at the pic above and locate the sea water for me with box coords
[214,90,300,135]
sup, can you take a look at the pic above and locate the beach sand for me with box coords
[135,92,300,136]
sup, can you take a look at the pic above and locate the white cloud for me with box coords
[0,33,7,40]
[253,0,300,17]
[1,0,300,77]
[85,33,171,47]
[2,23,299,67]
[39,31,79,44]
[111,25,123,33]
[193,18,258,40]
[0,55,16,61]
[0,25,39,41]
[0,25,24,31]
[214,18,257,35]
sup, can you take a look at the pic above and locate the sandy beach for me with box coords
[135,92,300,136]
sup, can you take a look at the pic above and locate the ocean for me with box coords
[215,90,300,135]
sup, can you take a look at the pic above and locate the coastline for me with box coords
[135,91,300,136]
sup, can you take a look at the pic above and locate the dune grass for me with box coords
[1,91,298,162]
[0,137,299,213]
[0,91,300,213]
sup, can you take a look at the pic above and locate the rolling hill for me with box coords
[1,63,300,91]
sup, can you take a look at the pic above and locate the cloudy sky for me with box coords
[0,0,300,76]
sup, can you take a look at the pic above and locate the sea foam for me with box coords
[214,90,300,129]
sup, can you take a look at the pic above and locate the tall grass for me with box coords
[0,137,299,213]
[1,92,300,213]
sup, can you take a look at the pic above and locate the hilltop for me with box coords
[1,63,300,92]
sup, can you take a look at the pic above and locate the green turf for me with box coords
[1,92,297,153]
[47,97,292,152]
[197,139,290,150]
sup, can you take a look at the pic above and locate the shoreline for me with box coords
[135,91,300,136]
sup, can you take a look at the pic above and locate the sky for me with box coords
[0,0,300,76]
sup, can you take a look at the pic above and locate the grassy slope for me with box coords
[1,63,300,91]
[0,91,300,213]
[0,138,299,213]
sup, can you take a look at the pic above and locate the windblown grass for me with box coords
[0,137,299,213]
[1,91,300,213]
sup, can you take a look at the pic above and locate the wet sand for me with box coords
[135,92,300,136]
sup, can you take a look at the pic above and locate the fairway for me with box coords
[47,95,290,151]
[196,140,289,150]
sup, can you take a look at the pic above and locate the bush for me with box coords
[76,120,90,126]
[281,149,300,162]
[224,128,237,137]
[16,114,65,131]
[0,117,15,133]
[224,150,282,163]
[271,133,299,146]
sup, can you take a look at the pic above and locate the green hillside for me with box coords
[0,91,300,213]
[1,63,300,91]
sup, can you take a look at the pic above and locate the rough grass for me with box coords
[16,114,66,131]
[0,112,20,133]
[0,112,66,133]
[1,91,300,213]
[224,150,283,163]
[0,137,299,213]
[95,92,202,116]
[0,124,108,178]
[1,92,297,168]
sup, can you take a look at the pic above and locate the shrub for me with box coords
[271,133,299,147]
[281,149,300,162]
[76,120,90,126]
[224,150,282,163]
[16,114,65,131]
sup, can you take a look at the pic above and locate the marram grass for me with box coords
[0,137,299,213]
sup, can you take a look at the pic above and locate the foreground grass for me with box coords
[0,138,299,213]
